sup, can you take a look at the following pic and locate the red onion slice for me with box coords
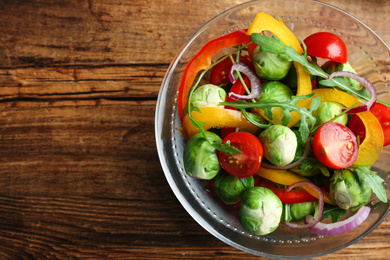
[282,181,324,230]
[262,134,311,170]
[228,62,261,100]
[305,206,371,236]
[328,71,377,113]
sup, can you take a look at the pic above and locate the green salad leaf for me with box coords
[220,94,320,143]
[354,165,388,203]
[321,204,347,223]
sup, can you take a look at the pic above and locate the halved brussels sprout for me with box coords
[190,84,227,108]
[259,125,298,166]
[330,169,372,211]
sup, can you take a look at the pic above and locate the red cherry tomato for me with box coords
[218,132,263,178]
[209,55,253,86]
[303,32,348,63]
[348,102,390,146]
[313,122,359,169]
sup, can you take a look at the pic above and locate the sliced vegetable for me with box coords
[312,88,384,165]
[282,181,324,230]
[328,71,377,113]
[225,76,251,110]
[260,179,317,204]
[312,122,359,169]
[218,132,263,178]
[330,169,371,210]
[256,167,335,205]
[261,133,310,170]
[228,62,261,100]
[178,30,252,122]
[210,54,253,86]
[181,107,259,139]
[259,125,297,167]
[349,102,390,146]
[305,206,371,236]
[303,32,348,63]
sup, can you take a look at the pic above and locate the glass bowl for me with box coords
[155,0,390,258]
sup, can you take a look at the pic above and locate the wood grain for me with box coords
[0,0,389,259]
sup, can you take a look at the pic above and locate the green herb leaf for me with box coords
[221,94,319,143]
[354,165,388,203]
[321,204,347,223]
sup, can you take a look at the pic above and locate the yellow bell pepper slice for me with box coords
[256,167,335,205]
[247,12,312,127]
[312,88,384,165]
[181,107,260,139]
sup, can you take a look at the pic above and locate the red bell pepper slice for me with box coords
[260,179,318,204]
[177,30,253,122]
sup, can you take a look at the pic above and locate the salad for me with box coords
[179,12,390,236]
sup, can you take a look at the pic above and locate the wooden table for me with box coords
[0,0,389,259]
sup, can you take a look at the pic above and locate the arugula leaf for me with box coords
[354,165,388,203]
[249,34,375,103]
[220,94,320,143]
[321,204,347,223]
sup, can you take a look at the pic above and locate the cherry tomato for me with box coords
[303,32,348,63]
[218,132,263,178]
[224,76,251,110]
[209,55,253,86]
[348,102,390,146]
[313,122,359,169]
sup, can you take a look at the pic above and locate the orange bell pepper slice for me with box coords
[256,167,335,205]
[312,88,384,165]
[247,12,312,127]
[181,107,259,139]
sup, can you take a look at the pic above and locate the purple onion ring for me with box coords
[228,62,261,100]
[282,181,324,230]
[305,206,371,236]
[328,71,377,113]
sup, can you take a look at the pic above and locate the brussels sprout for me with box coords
[257,81,293,102]
[190,84,227,108]
[239,187,283,235]
[289,202,318,221]
[259,125,298,166]
[183,131,221,180]
[213,171,254,204]
[320,61,360,90]
[312,101,348,126]
[330,169,372,211]
[252,47,292,80]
